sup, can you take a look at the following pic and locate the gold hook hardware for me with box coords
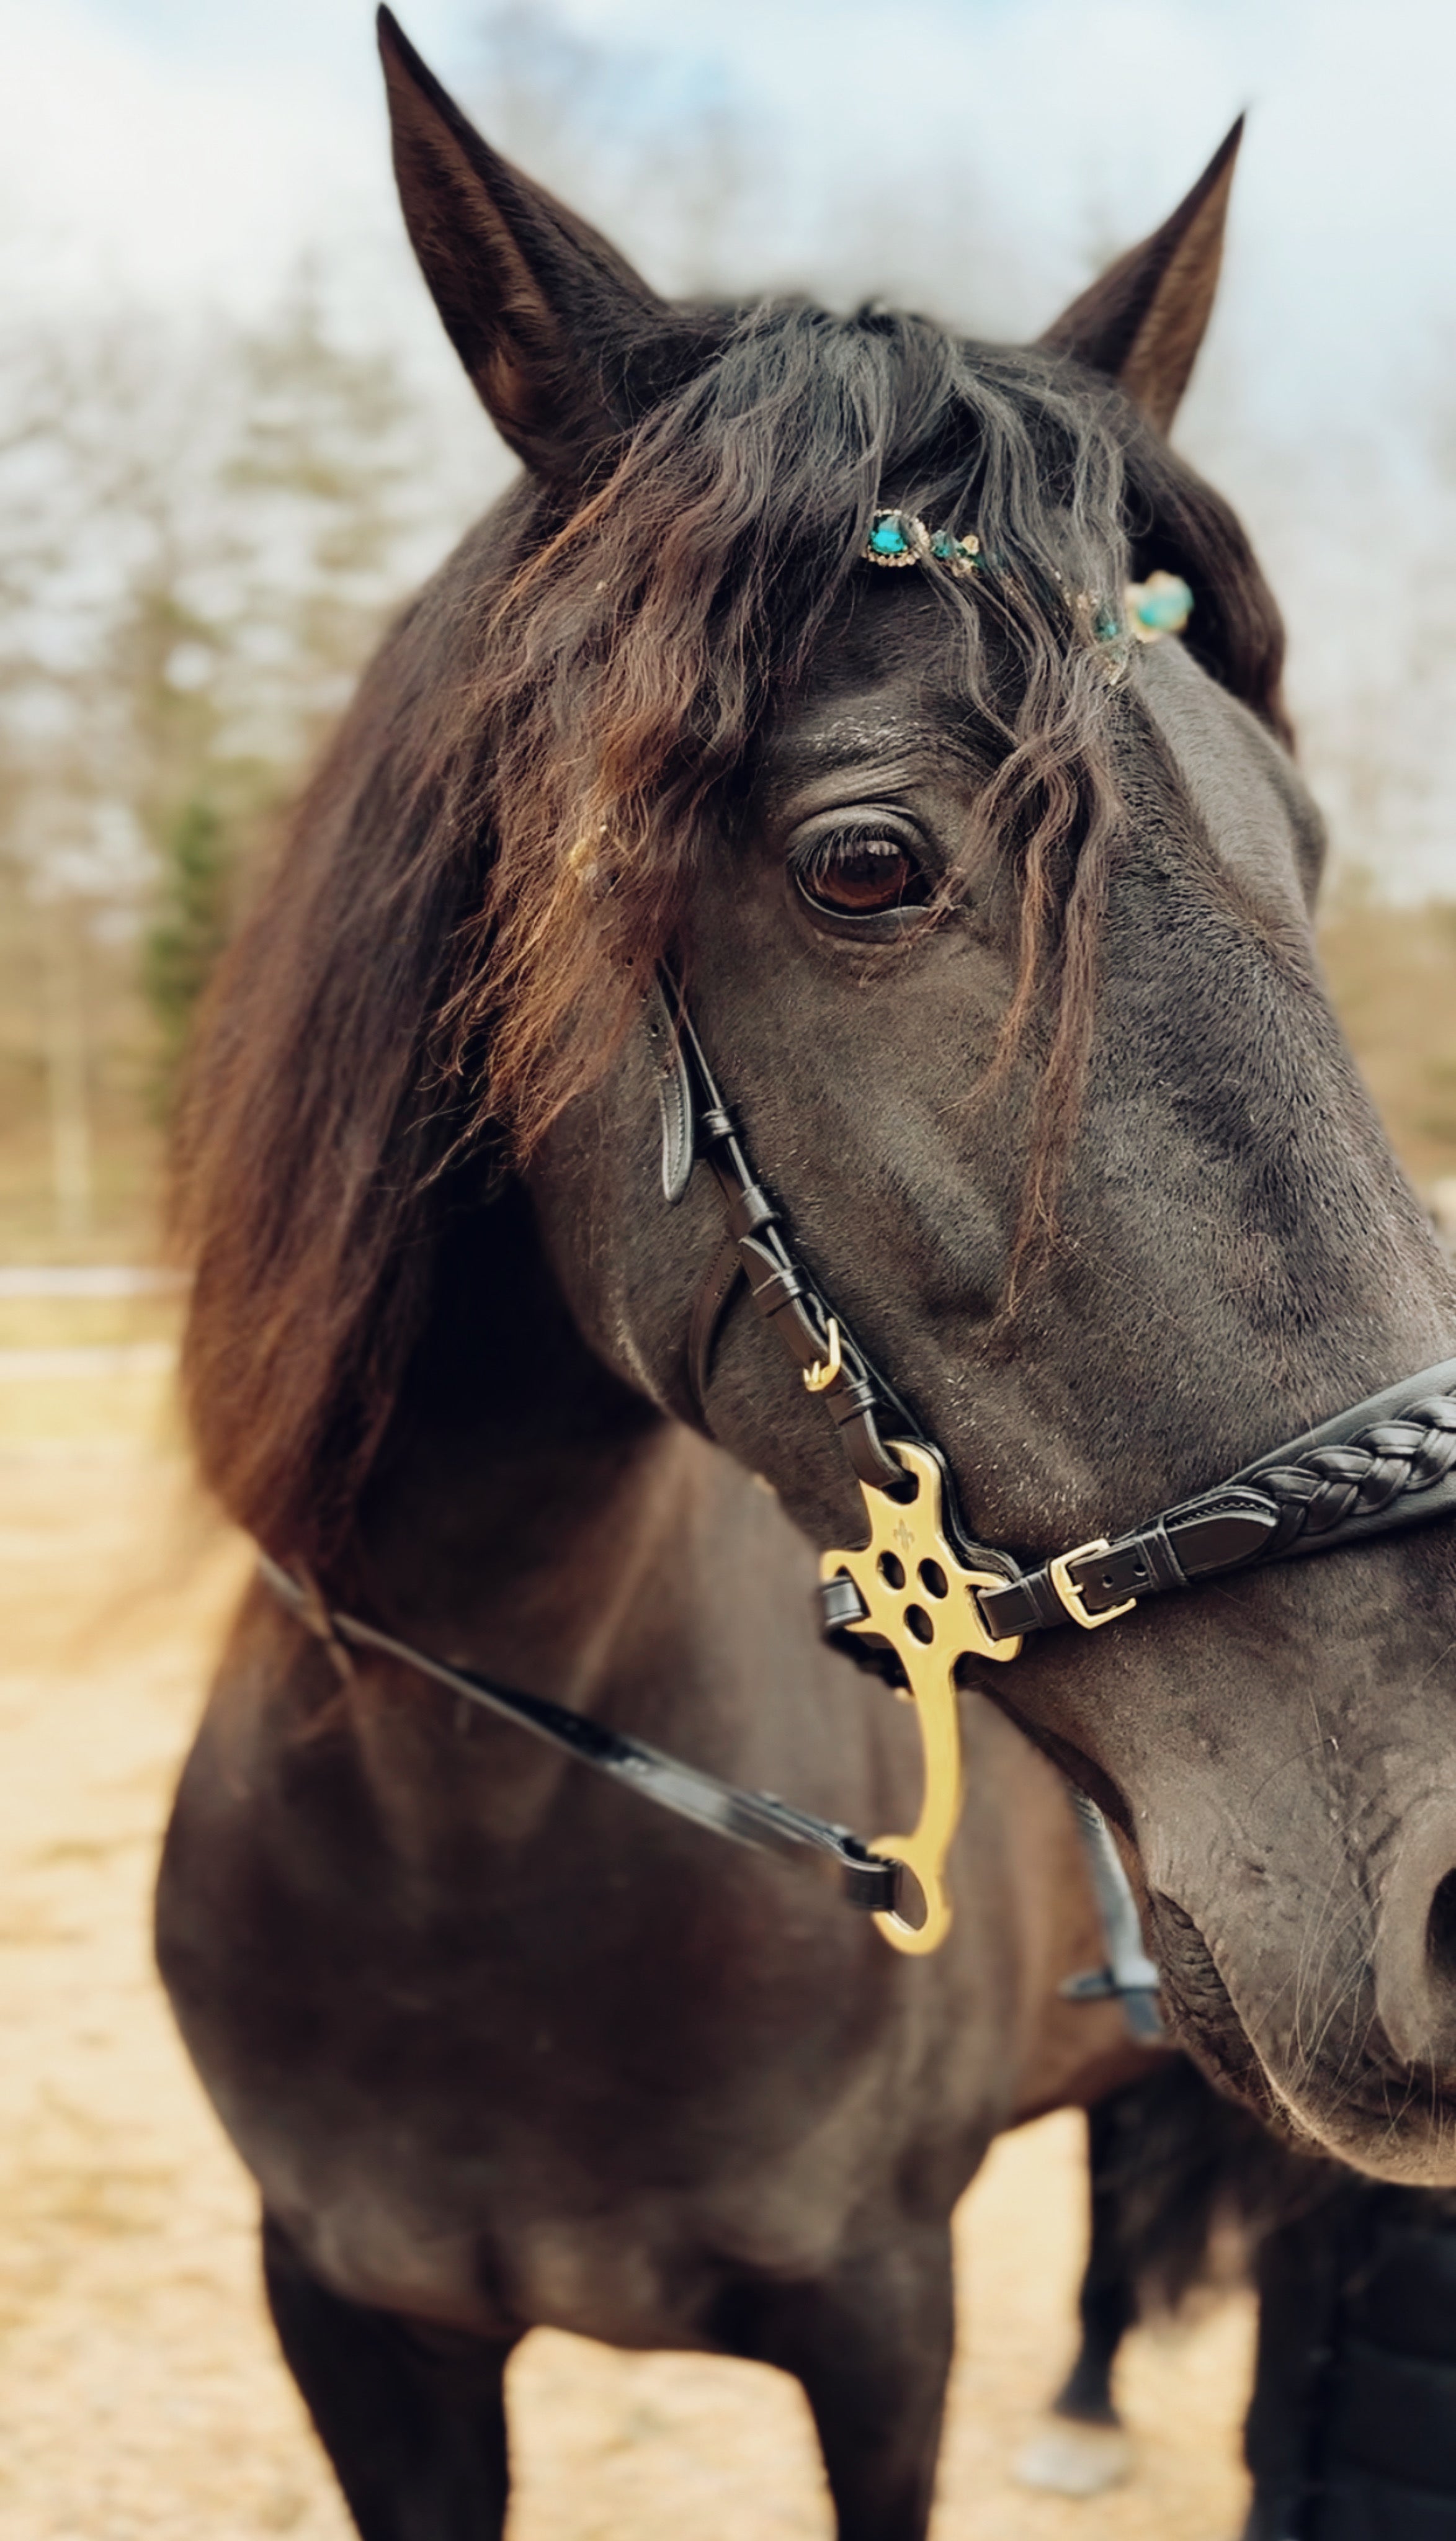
[803,1318,842,1394]
[820,1441,1021,1957]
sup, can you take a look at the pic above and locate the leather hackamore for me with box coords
[265,976,1456,1991]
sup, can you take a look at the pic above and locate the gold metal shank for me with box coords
[819,1440,1021,1958]
[1048,1537,1138,1631]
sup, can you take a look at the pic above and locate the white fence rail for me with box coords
[0,1267,188,1300]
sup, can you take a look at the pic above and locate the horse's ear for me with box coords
[1040,120,1243,435]
[377,7,676,478]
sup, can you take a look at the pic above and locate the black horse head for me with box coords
[175,11,1456,2181]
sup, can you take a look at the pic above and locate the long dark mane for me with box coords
[173,297,1285,1562]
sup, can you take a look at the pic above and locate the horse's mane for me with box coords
[172,298,1286,1562]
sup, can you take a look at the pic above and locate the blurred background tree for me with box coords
[0,285,437,1254]
[1,0,1452,1264]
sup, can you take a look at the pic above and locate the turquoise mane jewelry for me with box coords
[1123,570,1193,640]
[1097,573,1195,681]
[862,511,1195,654]
[862,509,980,578]
[1092,572,1192,686]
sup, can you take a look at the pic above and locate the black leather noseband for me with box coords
[981,1370,1456,1640]
[649,972,1456,1650]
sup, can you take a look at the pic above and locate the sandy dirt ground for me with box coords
[0,1356,1256,2540]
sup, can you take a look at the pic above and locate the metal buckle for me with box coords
[1048,1537,1137,1630]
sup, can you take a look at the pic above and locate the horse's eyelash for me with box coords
[791,825,921,875]
[790,827,957,932]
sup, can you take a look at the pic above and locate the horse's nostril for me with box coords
[1373,1803,1456,2071]
[1428,1870,1456,1988]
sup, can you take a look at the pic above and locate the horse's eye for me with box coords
[796,831,932,919]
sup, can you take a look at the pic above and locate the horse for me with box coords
[156,7,1456,2534]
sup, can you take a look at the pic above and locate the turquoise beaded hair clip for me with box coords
[864,507,981,578]
[861,508,1194,646]
[1120,570,1195,641]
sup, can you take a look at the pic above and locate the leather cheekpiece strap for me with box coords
[645,973,695,1204]
[660,975,910,1495]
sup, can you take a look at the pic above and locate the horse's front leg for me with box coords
[715,2220,955,2541]
[261,2212,518,2541]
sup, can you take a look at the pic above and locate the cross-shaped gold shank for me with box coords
[820,1440,1022,1956]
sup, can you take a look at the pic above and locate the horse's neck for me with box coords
[349,1181,800,1715]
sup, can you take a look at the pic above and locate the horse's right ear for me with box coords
[377,7,677,479]
[1040,120,1244,435]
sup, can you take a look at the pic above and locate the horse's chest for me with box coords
[266,2136,853,2349]
[158,1704,911,2344]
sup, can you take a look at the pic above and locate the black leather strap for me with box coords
[1060,1788,1164,2043]
[663,981,911,1493]
[978,1494,1282,1639]
[1233,1358,1456,1552]
[645,975,695,1203]
[257,1556,1164,2024]
[977,1362,1456,1645]
[259,1555,901,1915]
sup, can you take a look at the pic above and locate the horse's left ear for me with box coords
[377,7,681,478]
[1040,120,1243,435]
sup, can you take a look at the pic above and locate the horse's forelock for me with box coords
[447,313,1132,1139]
[173,298,1285,1555]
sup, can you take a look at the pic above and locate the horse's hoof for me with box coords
[1013,2418,1135,2497]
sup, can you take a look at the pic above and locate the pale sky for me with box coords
[10,0,1456,421]
[6,0,1456,891]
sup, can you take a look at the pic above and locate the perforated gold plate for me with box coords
[820,1441,1021,1955]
